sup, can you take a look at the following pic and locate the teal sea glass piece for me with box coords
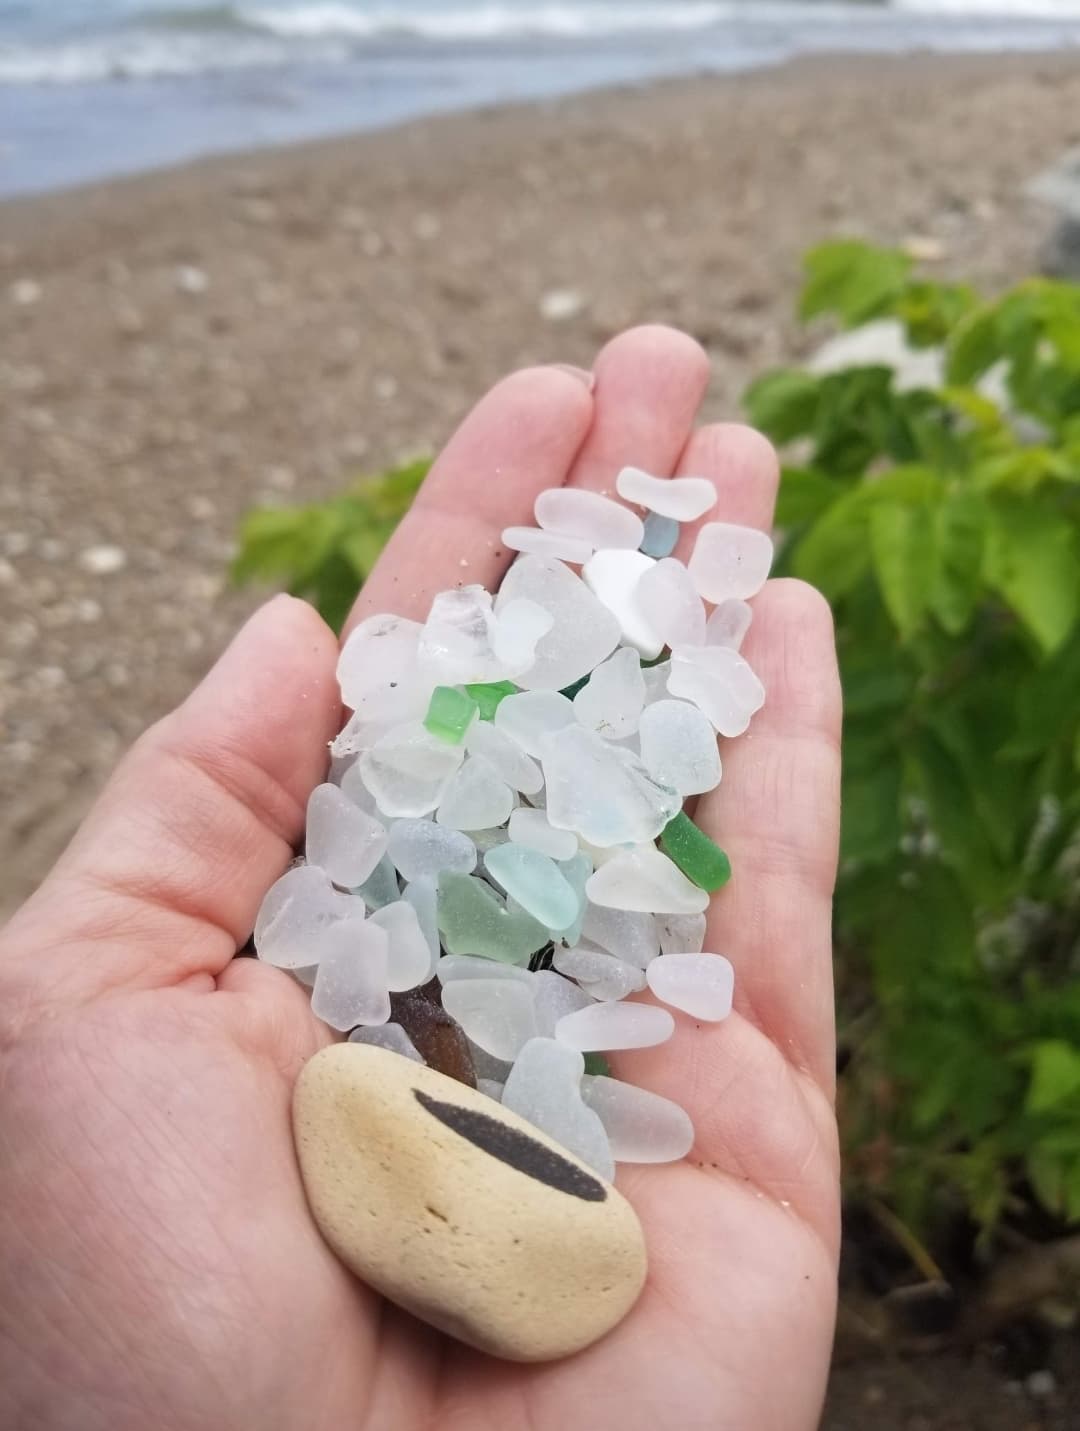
[640,511,680,558]
[484,842,580,933]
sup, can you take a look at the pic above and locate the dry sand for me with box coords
[1,50,1077,923]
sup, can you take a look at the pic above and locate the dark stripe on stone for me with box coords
[413,1089,608,1203]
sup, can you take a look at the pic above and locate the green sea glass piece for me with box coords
[436,872,550,963]
[559,673,591,701]
[659,812,732,892]
[424,686,478,743]
[465,680,518,721]
[583,1053,612,1077]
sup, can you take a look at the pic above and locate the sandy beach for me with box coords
[2,48,1079,929]
[3,46,1080,1428]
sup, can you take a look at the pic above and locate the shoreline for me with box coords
[2,48,1079,928]
[0,44,1074,215]
[4,12,1080,201]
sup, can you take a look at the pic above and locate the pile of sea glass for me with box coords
[255,467,773,1181]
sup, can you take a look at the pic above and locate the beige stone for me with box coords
[293,1043,647,1361]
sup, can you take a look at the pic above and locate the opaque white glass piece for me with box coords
[688,522,774,603]
[535,487,643,551]
[615,467,717,521]
[646,952,735,1022]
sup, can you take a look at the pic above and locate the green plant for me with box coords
[232,457,430,631]
[232,245,1080,1249]
[746,241,1080,1237]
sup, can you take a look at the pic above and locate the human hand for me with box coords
[0,326,841,1431]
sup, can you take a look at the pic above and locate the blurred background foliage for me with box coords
[234,242,1080,1266]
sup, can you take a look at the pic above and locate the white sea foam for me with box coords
[241,3,734,42]
[244,0,1080,39]
[0,34,329,84]
[5,0,1080,89]
[895,0,1080,12]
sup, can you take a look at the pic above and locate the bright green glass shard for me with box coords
[465,680,518,720]
[436,872,550,963]
[424,685,478,743]
[659,812,732,892]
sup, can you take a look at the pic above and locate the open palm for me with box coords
[0,327,841,1431]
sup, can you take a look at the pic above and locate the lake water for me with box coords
[3,0,1080,196]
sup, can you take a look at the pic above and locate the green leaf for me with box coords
[912,731,1003,901]
[231,457,430,629]
[840,754,903,864]
[842,663,916,717]
[1026,1040,1080,1114]
[984,497,1080,653]
[929,710,1029,869]
[789,489,872,599]
[1026,1148,1067,1216]
[898,279,979,349]
[945,304,1001,385]
[774,466,844,528]
[812,366,898,476]
[1008,638,1080,759]
[929,491,986,635]
[308,551,365,633]
[340,525,392,581]
[869,500,937,639]
[230,506,340,586]
[911,1046,974,1131]
[744,369,820,443]
[800,241,912,328]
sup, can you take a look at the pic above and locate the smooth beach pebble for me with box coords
[293,1044,647,1361]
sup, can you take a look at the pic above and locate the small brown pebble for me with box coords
[390,983,476,1088]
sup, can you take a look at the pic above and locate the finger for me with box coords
[342,365,594,635]
[610,580,841,1239]
[565,325,710,492]
[672,421,780,563]
[0,596,340,1012]
[699,579,842,1093]
[215,956,337,1070]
